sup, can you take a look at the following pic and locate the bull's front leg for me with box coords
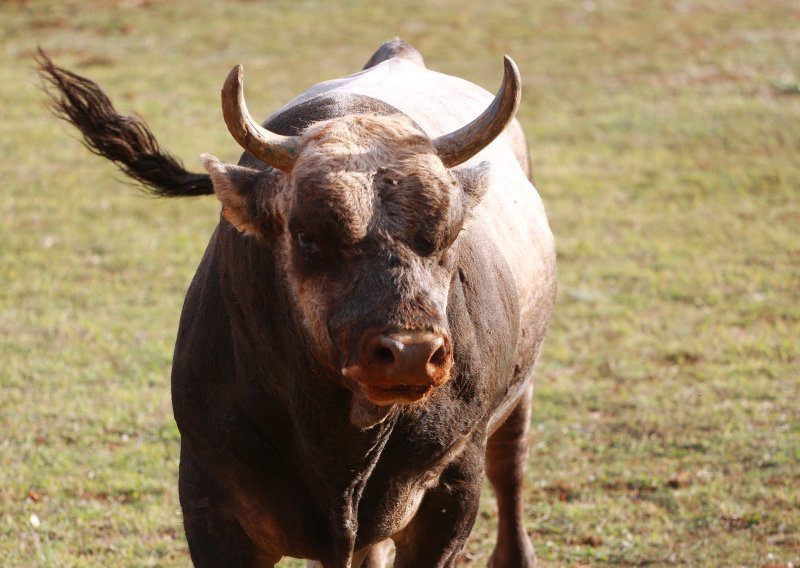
[306,546,372,568]
[485,384,536,567]
[392,443,484,567]
[178,442,271,567]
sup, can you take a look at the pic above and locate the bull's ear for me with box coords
[452,161,492,211]
[201,154,283,237]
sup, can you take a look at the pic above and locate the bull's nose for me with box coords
[365,331,451,386]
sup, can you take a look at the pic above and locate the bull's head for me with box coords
[203,59,520,427]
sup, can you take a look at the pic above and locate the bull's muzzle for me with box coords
[343,330,453,405]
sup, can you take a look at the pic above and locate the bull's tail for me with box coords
[36,49,213,198]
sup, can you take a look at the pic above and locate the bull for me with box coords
[39,39,556,567]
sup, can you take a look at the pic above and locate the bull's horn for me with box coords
[221,65,299,172]
[433,56,521,168]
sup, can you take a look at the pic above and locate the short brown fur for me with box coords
[39,41,556,567]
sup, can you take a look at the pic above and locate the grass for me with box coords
[2,0,798,566]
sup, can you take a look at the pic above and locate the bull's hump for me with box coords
[362,38,426,70]
[274,59,492,139]
[262,92,407,138]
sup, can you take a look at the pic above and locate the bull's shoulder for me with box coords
[449,228,521,389]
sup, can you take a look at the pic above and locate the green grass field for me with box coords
[2,0,798,565]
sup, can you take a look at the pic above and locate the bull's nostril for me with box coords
[373,346,395,365]
[429,344,448,367]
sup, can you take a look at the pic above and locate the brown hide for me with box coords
[40,39,556,567]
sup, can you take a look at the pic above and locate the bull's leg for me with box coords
[392,444,484,567]
[178,442,266,567]
[485,385,536,567]
[360,539,393,567]
[306,541,387,568]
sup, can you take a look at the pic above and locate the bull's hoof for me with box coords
[487,544,536,568]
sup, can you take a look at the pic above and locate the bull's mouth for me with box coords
[346,379,437,429]
[363,383,433,405]
[340,364,445,406]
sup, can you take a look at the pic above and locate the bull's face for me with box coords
[204,115,491,426]
[203,61,519,426]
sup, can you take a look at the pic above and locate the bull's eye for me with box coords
[412,233,436,257]
[296,231,320,255]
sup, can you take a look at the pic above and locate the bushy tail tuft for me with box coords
[36,48,213,198]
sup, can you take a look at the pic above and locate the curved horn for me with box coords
[433,56,521,168]
[221,65,299,172]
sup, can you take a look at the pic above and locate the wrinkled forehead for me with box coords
[288,115,456,245]
[294,114,438,173]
